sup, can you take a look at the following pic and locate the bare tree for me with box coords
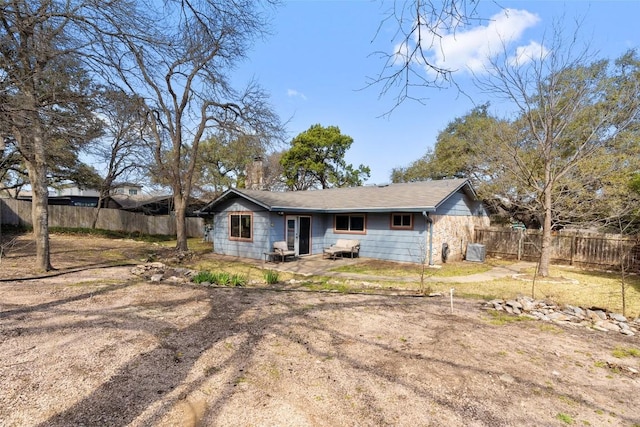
[369,0,482,111]
[87,89,149,228]
[476,27,640,277]
[94,0,284,251]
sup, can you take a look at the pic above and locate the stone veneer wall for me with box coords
[430,214,491,263]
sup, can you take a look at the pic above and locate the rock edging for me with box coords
[484,296,639,336]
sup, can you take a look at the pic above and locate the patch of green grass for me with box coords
[611,346,640,358]
[192,270,246,286]
[192,270,217,284]
[264,269,280,284]
[556,412,574,424]
[229,273,247,287]
[594,360,607,369]
[484,310,534,325]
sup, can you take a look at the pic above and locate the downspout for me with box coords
[422,211,433,266]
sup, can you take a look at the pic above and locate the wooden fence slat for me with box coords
[1,198,204,238]
[475,228,640,272]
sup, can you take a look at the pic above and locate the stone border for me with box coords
[484,296,639,336]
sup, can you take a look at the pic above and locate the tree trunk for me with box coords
[92,189,109,229]
[25,133,53,272]
[174,195,189,251]
[538,181,553,277]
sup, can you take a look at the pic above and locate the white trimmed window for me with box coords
[229,212,252,241]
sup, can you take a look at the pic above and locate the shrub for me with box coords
[264,270,279,285]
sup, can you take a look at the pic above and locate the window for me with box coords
[391,213,413,230]
[229,213,252,240]
[334,214,365,233]
[128,189,138,196]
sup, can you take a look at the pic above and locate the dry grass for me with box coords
[330,259,494,277]
[170,238,640,316]
[428,265,640,317]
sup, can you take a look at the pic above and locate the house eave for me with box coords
[268,206,437,214]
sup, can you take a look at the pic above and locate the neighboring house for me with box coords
[110,194,206,216]
[108,183,143,198]
[199,178,490,264]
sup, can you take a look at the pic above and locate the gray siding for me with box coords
[210,187,487,263]
[311,215,330,255]
[436,192,482,216]
[323,212,429,263]
[212,198,271,259]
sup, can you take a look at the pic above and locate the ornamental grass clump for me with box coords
[192,271,217,284]
[264,269,279,285]
[229,274,247,287]
[193,271,245,286]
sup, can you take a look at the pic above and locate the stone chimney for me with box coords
[245,156,266,190]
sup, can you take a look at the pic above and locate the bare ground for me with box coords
[1,234,639,426]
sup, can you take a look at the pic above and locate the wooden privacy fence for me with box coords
[475,228,640,272]
[0,198,204,238]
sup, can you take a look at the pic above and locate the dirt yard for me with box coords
[1,234,639,426]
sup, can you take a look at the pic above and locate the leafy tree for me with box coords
[0,138,27,197]
[195,132,268,197]
[281,124,370,190]
[0,1,104,271]
[391,104,506,184]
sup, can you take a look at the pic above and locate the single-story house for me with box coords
[199,178,490,264]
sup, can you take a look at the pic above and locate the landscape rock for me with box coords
[586,309,607,322]
[484,296,637,337]
[595,320,620,332]
[131,262,198,284]
[505,300,522,310]
[609,313,627,323]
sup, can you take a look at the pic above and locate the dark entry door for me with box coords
[299,216,311,256]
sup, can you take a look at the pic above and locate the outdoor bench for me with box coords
[323,239,360,260]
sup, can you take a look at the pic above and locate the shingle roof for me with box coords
[203,178,474,213]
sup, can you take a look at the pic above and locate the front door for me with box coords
[285,215,311,256]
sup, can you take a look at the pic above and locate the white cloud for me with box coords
[413,8,542,74]
[287,89,307,100]
[508,41,549,67]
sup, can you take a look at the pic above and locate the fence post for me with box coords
[517,229,523,261]
[570,234,576,266]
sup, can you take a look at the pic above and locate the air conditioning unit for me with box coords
[466,243,486,262]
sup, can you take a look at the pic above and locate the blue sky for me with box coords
[233,0,640,184]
